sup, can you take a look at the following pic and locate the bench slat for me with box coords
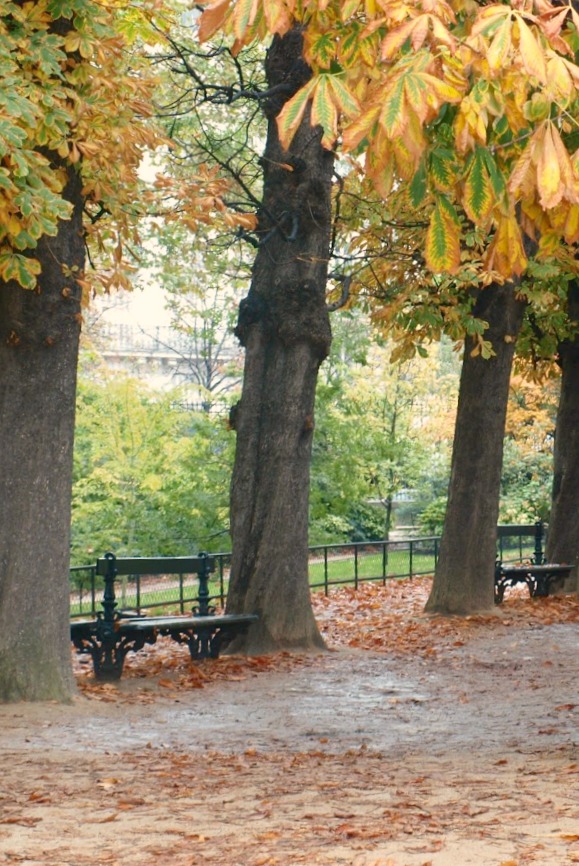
[95,555,215,576]
[121,614,258,631]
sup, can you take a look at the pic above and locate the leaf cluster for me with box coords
[0,0,168,292]
[199,0,579,284]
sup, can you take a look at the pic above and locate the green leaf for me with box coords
[429,147,457,192]
[310,32,336,67]
[380,79,406,139]
[481,149,507,202]
[410,160,427,208]
[0,119,27,154]
[463,148,493,224]
[0,252,41,289]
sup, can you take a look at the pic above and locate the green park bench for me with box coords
[494,521,574,603]
[70,552,257,681]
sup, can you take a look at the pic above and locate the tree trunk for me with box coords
[0,167,84,701]
[425,283,526,614]
[225,28,333,653]
[546,280,579,588]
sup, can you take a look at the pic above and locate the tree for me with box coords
[0,0,164,701]
[223,28,334,652]
[546,280,579,576]
[425,283,527,613]
[0,166,84,701]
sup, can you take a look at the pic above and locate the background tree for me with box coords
[311,326,460,543]
[501,371,558,524]
[72,372,234,563]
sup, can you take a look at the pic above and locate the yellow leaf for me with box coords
[311,77,338,148]
[563,204,579,243]
[327,76,360,119]
[484,213,528,278]
[487,18,512,72]
[342,103,381,152]
[232,0,260,41]
[545,54,574,102]
[550,123,579,203]
[536,123,561,209]
[463,149,494,225]
[470,4,511,39]
[516,18,547,84]
[263,0,292,35]
[379,79,408,139]
[508,140,535,199]
[366,146,394,198]
[430,15,457,52]
[419,73,462,108]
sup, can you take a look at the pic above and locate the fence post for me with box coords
[382,541,387,585]
[409,540,414,578]
[534,521,544,564]
[354,545,359,589]
[324,547,329,596]
[136,574,141,614]
[219,558,226,607]
[91,566,97,616]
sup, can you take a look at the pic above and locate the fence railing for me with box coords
[70,522,546,617]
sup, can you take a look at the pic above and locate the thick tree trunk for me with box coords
[425,283,526,614]
[546,280,579,588]
[0,167,84,701]
[225,29,333,653]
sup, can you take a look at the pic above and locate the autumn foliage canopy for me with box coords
[199,0,579,283]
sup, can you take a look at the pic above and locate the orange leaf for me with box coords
[198,0,231,43]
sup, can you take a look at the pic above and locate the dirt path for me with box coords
[1,580,579,866]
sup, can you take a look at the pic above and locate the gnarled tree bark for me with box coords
[225,28,333,652]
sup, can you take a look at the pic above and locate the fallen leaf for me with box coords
[0,816,42,827]
[97,777,119,790]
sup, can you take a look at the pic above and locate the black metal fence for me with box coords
[70,522,546,617]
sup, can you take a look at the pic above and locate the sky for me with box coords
[94,284,172,330]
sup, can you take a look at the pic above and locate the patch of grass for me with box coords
[308,550,437,590]
[70,580,225,618]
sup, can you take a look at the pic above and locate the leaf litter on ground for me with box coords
[74,576,579,701]
[5,577,579,865]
